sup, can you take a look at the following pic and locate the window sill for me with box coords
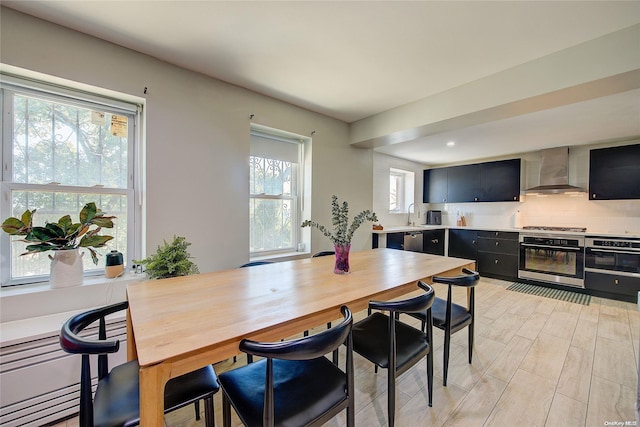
[0,272,144,325]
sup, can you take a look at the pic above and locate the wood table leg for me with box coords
[140,363,171,426]
[126,306,137,361]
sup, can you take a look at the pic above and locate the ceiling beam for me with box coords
[350,24,640,149]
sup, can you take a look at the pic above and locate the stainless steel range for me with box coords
[519,226,586,288]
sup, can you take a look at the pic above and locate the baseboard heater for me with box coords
[0,316,127,426]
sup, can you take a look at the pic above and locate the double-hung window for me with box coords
[249,125,303,256]
[1,75,140,286]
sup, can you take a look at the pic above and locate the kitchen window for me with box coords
[0,75,141,286]
[389,168,414,213]
[249,125,305,256]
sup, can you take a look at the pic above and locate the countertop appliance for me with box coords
[519,228,585,288]
[426,210,442,225]
[585,237,640,277]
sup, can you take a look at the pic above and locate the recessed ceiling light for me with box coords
[446,141,456,147]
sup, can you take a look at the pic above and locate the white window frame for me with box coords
[249,124,305,257]
[389,169,405,213]
[389,167,415,214]
[0,73,142,287]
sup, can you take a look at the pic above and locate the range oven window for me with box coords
[522,247,581,276]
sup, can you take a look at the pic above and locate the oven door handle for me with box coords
[521,243,582,251]
[586,248,640,254]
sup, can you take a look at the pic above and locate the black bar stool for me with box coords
[351,281,435,427]
[408,267,479,386]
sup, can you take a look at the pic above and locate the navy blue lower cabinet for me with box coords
[422,229,445,255]
[585,271,640,303]
[476,231,519,281]
[386,232,404,250]
[448,229,478,260]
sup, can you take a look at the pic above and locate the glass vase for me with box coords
[333,244,351,274]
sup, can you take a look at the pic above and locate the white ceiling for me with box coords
[375,88,640,164]
[4,1,640,165]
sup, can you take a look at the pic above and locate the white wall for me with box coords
[373,152,426,226]
[0,7,374,275]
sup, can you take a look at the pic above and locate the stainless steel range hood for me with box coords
[525,147,585,194]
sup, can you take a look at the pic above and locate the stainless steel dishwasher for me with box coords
[403,231,423,252]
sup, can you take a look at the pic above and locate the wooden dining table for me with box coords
[126,248,475,426]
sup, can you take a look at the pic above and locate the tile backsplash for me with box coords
[428,192,640,234]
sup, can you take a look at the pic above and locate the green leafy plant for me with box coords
[134,235,199,279]
[1,202,116,264]
[301,195,378,246]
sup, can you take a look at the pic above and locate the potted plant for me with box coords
[1,202,116,288]
[134,235,199,279]
[302,195,377,274]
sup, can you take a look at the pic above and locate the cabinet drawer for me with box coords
[477,252,518,278]
[585,271,640,298]
[477,237,519,255]
[477,230,518,240]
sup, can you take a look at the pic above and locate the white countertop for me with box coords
[372,225,640,239]
[372,225,451,233]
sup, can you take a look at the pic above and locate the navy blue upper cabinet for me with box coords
[589,144,640,200]
[480,159,521,202]
[447,164,481,202]
[424,158,521,203]
[423,168,448,203]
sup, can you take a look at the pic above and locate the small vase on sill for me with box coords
[333,244,351,274]
[49,248,84,288]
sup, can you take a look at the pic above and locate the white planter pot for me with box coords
[48,249,84,288]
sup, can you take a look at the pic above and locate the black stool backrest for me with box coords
[239,261,274,267]
[312,251,335,258]
[432,267,479,287]
[368,281,435,314]
[240,306,352,360]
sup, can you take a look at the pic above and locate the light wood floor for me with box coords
[52,277,639,427]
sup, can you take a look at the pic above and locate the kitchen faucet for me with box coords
[407,203,416,226]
